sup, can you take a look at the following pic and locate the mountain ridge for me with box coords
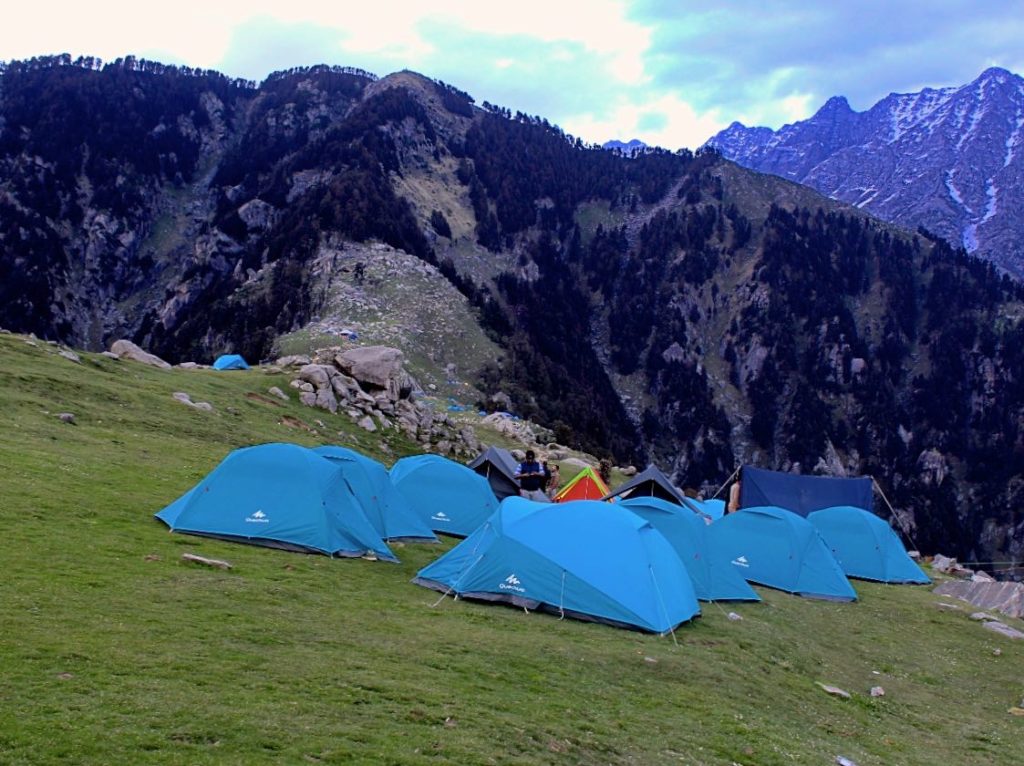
[706,66,1024,277]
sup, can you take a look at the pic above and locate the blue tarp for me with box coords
[212,354,250,370]
[740,465,873,517]
[390,454,499,537]
[619,497,759,602]
[314,446,437,542]
[708,506,857,601]
[808,506,930,584]
[414,497,701,633]
[155,443,396,560]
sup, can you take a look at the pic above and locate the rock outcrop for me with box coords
[110,340,171,369]
[290,347,477,458]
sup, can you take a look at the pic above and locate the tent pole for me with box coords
[871,476,920,551]
[710,466,740,500]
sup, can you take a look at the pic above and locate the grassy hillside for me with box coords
[1,333,1023,765]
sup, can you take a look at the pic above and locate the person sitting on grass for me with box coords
[515,450,550,502]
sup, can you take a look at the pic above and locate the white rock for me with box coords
[983,621,1024,639]
[57,412,76,424]
[869,686,884,697]
[110,339,171,368]
[358,416,378,432]
[268,386,289,401]
[58,349,81,364]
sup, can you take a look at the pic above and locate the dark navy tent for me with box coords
[415,497,701,633]
[390,454,499,537]
[739,465,873,516]
[809,506,930,584]
[602,465,695,508]
[155,443,397,560]
[708,506,857,601]
[467,446,521,502]
[315,446,437,542]
[619,497,759,602]
[212,354,250,370]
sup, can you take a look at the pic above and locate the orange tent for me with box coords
[553,466,611,503]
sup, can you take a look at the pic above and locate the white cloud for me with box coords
[562,94,726,150]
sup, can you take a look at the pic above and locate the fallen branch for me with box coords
[181,553,232,570]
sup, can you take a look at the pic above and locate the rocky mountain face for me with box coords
[706,67,1024,278]
[3,56,1024,564]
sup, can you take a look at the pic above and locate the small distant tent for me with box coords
[390,454,499,537]
[468,446,521,502]
[602,465,694,508]
[740,465,873,516]
[707,506,856,601]
[314,446,437,542]
[155,443,397,560]
[414,497,701,633]
[808,506,930,584]
[212,354,250,370]
[620,497,759,602]
[553,466,610,502]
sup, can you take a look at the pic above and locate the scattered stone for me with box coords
[192,401,214,412]
[109,339,171,368]
[100,351,120,360]
[275,354,312,367]
[907,550,921,560]
[58,349,81,364]
[870,686,885,697]
[57,672,74,680]
[643,656,658,664]
[299,391,317,407]
[816,683,851,699]
[972,570,996,583]
[970,612,999,621]
[727,612,743,621]
[177,361,201,370]
[935,601,962,610]
[56,412,76,425]
[268,386,289,401]
[983,621,1024,640]
[835,757,859,766]
[1008,707,1024,717]
[358,416,378,432]
[620,465,638,477]
[181,552,232,570]
[993,648,1003,656]
[144,554,161,562]
[24,340,38,347]
[172,392,214,412]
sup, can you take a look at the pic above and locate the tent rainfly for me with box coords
[808,505,930,584]
[602,465,697,509]
[468,446,521,502]
[553,466,610,502]
[155,443,397,560]
[414,497,701,633]
[212,354,250,370]
[390,454,499,537]
[739,465,873,516]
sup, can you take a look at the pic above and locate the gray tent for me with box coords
[602,465,700,512]
[468,446,521,502]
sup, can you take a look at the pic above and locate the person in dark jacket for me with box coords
[515,450,550,502]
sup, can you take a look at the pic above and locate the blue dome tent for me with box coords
[808,505,930,584]
[708,506,857,601]
[390,454,499,537]
[619,497,760,602]
[415,498,701,633]
[212,354,250,370]
[314,445,437,542]
[155,443,397,561]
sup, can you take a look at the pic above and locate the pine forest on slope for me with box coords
[1,55,1024,565]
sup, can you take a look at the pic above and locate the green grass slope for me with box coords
[1,333,1022,765]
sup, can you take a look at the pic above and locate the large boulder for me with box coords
[110,340,171,369]
[335,346,413,399]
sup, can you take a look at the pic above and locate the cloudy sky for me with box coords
[4,1,1024,149]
